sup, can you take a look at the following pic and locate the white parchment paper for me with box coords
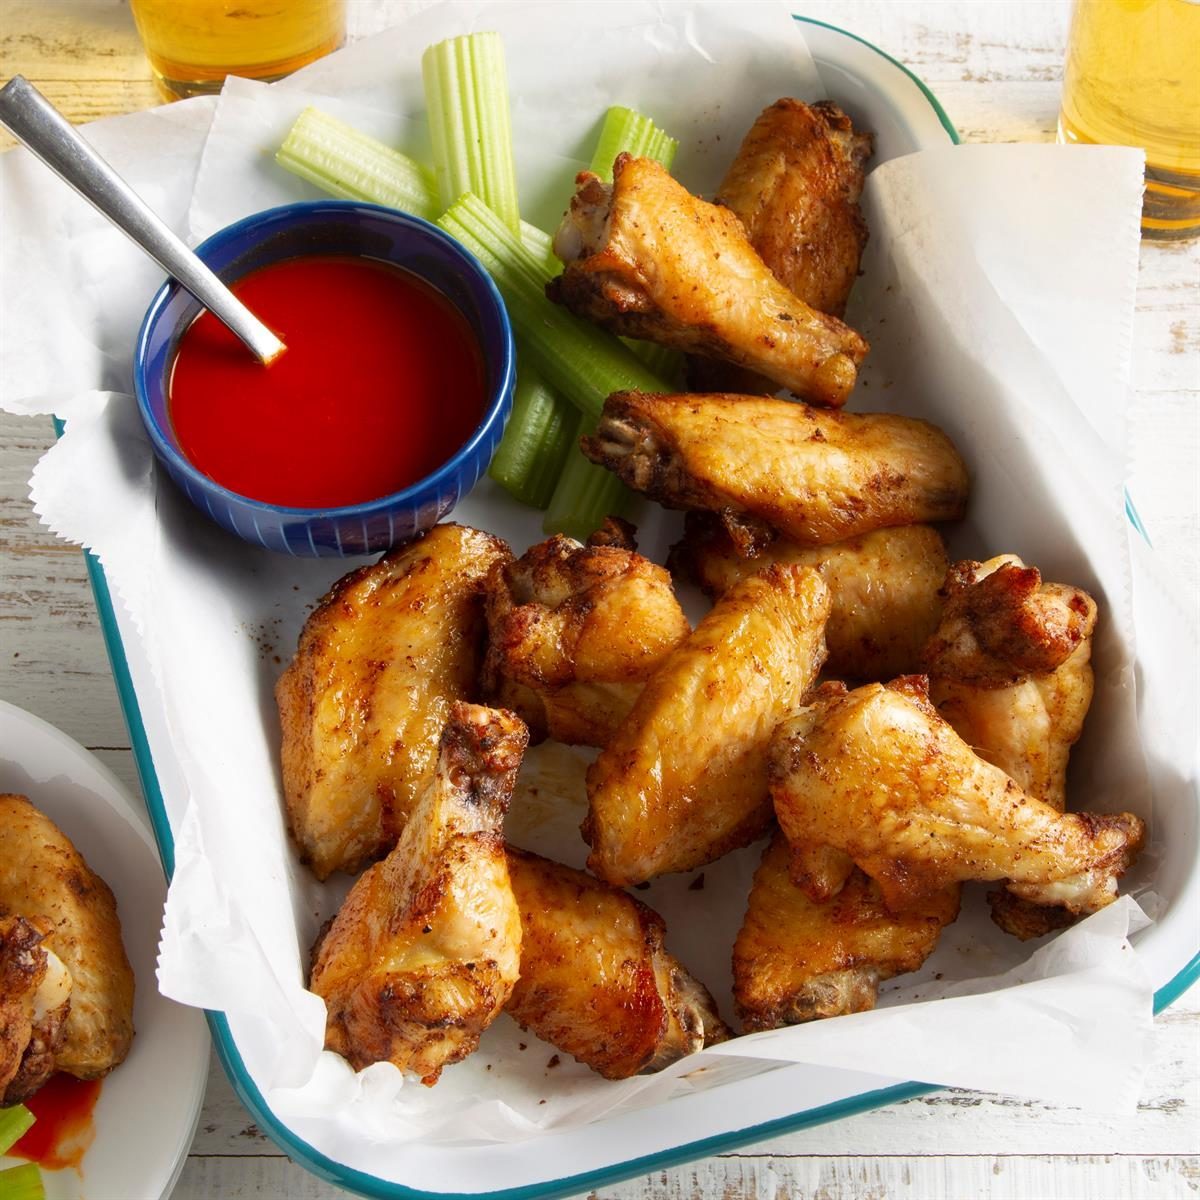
[3,0,1196,1178]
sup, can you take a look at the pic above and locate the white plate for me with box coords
[0,699,210,1200]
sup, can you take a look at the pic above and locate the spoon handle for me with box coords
[0,76,285,365]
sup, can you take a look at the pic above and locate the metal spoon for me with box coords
[0,75,285,365]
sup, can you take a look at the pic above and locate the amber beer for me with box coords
[1058,0,1200,240]
[130,0,346,102]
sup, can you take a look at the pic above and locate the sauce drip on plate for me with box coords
[169,255,487,508]
[11,1073,101,1171]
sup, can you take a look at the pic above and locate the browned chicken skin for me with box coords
[733,834,959,1030]
[505,848,728,1078]
[769,679,1144,915]
[310,705,526,1085]
[483,530,690,747]
[584,564,830,886]
[550,155,867,407]
[583,392,968,547]
[670,515,946,680]
[926,556,1100,939]
[277,523,511,879]
[0,794,134,1085]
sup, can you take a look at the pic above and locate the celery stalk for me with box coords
[588,105,679,180]
[422,33,521,231]
[438,194,669,420]
[0,1106,34,1155]
[276,108,438,219]
[0,1163,44,1200]
[489,367,574,508]
[543,414,631,539]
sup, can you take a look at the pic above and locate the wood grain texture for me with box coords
[0,1,1197,1198]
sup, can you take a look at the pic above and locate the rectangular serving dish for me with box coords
[74,16,1200,1200]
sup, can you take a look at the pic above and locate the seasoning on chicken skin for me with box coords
[550,155,867,408]
[584,564,830,886]
[277,523,511,879]
[309,704,526,1085]
[506,847,728,1078]
[582,392,968,547]
[769,678,1143,915]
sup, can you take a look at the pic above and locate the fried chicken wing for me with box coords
[584,564,830,886]
[309,704,526,1085]
[733,834,958,1030]
[550,155,867,407]
[278,523,511,879]
[0,793,134,1083]
[582,392,968,547]
[505,848,728,1078]
[768,680,1143,914]
[670,515,946,679]
[926,556,1100,938]
[0,916,73,1105]
[483,531,690,747]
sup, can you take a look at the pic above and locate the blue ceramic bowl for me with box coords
[134,201,515,557]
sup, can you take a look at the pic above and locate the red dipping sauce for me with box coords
[169,255,487,508]
[11,1074,101,1171]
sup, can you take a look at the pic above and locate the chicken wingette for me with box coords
[0,793,134,1085]
[670,515,946,679]
[483,528,689,747]
[277,523,511,879]
[585,564,831,886]
[733,834,958,1030]
[309,704,526,1085]
[550,155,867,407]
[769,679,1144,915]
[505,848,728,1078]
[582,392,968,547]
[926,556,1100,939]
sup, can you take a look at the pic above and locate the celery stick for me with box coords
[439,194,669,420]
[625,339,683,383]
[422,33,520,231]
[489,367,574,508]
[588,105,679,180]
[0,1106,34,1155]
[0,1163,44,1200]
[276,108,438,219]
[543,417,631,539]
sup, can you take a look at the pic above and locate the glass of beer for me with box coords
[1059,0,1200,241]
[130,0,346,103]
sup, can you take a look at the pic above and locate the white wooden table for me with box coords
[1,2,1197,1197]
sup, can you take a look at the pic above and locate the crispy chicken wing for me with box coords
[0,916,73,1105]
[733,834,958,1030]
[549,155,867,407]
[0,793,134,1083]
[483,530,690,747]
[584,565,830,886]
[582,392,968,547]
[768,680,1143,914]
[926,556,1099,938]
[278,523,511,879]
[505,847,728,1078]
[309,704,525,1085]
[670,515,946,679]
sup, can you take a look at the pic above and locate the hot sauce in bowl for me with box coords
[169,256,487,509]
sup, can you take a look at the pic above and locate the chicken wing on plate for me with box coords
[483,528,689,747]
[0,793,134,1084]
[926,556,1100,938]
[733,834,959,1030]
[583,392,968,547]
[670,515,946,679]
[309,704,525,1085]
[585,564,831,886]
[769,679,1143,915]
[506,848,728,1078]
[277,523,511,880]
[549,155,867,408]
